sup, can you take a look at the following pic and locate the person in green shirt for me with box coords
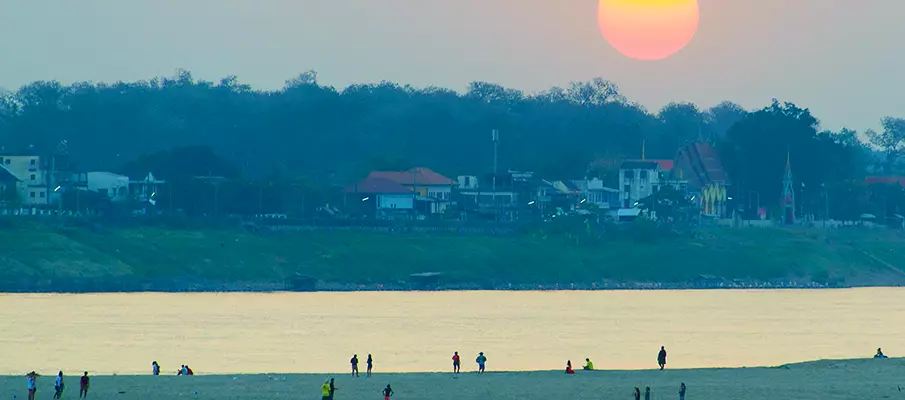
[321,380,331,400]
[583,358,594,371]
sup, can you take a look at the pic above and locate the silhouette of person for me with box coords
[351,355,360,377]
[452,352,461,373]
[658,346,667,370]
[367,354,373,377]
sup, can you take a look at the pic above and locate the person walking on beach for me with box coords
[367,354,373,377]
[53,371,64,400]
[152,361,160,376]
[475,352,487,374]
[679,382,687,400]
[329,378,337,400]
[26,371,39,400]
[78,372,89,399]
[633,387,641,400]
[321,380,331,400]
[382,384,394,400]
[658,346,667,370]
[452,352,461,374]
[644,386,651,400]
[351,354,360,377]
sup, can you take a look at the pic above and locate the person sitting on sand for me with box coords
[152,361,160,376]
[53,371,64,400]
[583,358,594,371]
[186,366,194,376]
[321,380,331,400]
[565,360,575,375]
[452,352,461,374]
[382,384,394,400]
[875,348,888,359]
[476,352,487,374]
[679,382,687,400]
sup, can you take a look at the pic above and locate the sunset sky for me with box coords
[0,0,902,132]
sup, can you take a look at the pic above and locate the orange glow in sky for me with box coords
[598,0,700,61]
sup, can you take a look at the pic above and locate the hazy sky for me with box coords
[1,0,902,132]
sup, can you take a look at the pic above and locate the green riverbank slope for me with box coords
[2,221,905,291]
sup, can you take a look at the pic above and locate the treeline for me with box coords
[1,70,904,219]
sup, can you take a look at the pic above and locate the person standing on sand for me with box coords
[367,354,373,377]
[475,352,487,374]
[633,387,641,400]
[53,371,64,400]
[351,354,360,377]
[644,386,651,400]
[26,371,39,400]
[382,384,394,400]
[152,361,160,376]
[658,346,667,370]
[329,378,337,400]
[321,380,331,400]
[679,382,687,400]
[78,372,89,399]
[452,352,461,374]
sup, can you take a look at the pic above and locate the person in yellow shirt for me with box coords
[583,358,594,371]
[321,380,331,400]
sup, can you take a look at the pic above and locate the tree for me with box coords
[637,185,693,222]
[867,117,905,173]
[704,101,747,142]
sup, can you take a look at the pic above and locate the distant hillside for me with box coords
[1,220,905,292]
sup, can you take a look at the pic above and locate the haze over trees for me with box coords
[0,70,901,219]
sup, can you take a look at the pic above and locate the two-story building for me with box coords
[0,164,22,206]
[0,154,51,205]
[618,160,672,208]
[366,167,455,214]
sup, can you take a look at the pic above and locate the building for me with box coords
[618,159,675,209]
[129,173,166,204]
[342,176,415,217]
[572,178,620,210]
[366,167,455,214]
[0,154,50,205]
[673,142,730,218]
[0,164,22,206]
[86,172,131,202]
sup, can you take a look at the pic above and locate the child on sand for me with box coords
[321,380,331,400]
[152,361,160,376]
[329,378,337,400]
[633,387,641,400]
[382,384,394,400]
[78,372,89,399]
[367,355,373,377]
[475,352,487,374]
[644,386,651,400]
[452,352,461,373]
[679,382,687,400]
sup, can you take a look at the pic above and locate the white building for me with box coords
[86,172,130,202]
[0,154,49,205]
[572,178,620,209]
[618,160,671,209]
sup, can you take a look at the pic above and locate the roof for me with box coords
[674,142,727,189]
[342,177,413,194]
[0,164,21,183]
[368,167,454,186]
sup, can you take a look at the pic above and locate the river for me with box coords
[1,288,902,374]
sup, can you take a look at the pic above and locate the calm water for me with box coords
[1,289,903,375]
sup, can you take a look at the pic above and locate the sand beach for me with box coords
[1,359,901,400]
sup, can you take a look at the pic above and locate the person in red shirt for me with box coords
[186,366,194,376]
[565,360,575,375]
[452,352,461,374]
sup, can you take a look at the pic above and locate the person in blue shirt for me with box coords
[475,352,487,373]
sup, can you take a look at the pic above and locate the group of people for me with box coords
[321,377,394,400]
[26,371,90,400]
[176,364,195,376]
[450,351,487,373]
[632,383,688,400]
[565,346,669,374]
[349,354,374,377]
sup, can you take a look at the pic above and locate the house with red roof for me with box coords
[344,167,455,216]
[342,176,415,216]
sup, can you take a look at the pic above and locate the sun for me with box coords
[598,0,700,61]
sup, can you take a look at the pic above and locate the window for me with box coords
[623,171,632,179]
[30,174,36,181]
[30,192,36,198]
[640,170,648,179]
[39,192,45,198]
[29,159,36,166]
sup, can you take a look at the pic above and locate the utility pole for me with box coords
[492,129,499,221]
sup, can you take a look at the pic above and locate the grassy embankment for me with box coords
[0,359,901,400]
[2,220,905,288]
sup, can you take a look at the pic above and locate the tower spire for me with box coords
[641,139,646,160]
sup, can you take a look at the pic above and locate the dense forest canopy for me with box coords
[1,70,904,218]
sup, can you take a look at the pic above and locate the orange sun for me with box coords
[598,0,699,61]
